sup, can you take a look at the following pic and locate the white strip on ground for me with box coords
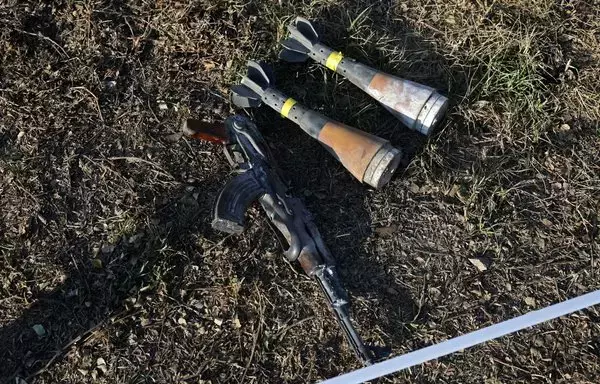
[321,289,600,384]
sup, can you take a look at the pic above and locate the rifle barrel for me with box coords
[314,266,373,365]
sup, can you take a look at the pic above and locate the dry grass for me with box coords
[0,0,599,383]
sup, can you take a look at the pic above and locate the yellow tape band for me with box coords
[325,51,344,71]
[280,98,297,118]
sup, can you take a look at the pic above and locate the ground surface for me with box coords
[1,0,599,383]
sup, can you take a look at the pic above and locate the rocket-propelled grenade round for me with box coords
[280,17,449,136]
[231,60,402,189]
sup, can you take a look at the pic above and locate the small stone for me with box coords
[165,132,182,142]
[233,317,241,329]
[524,297,536,307]
[468,257,491,271]
[17,131,25,142]
[213,318,223,326]
[448,184,460,197]
[559,123,570,131]
[104,80,117,89]
[177,317,187,326]
[32,324,46,337]
[428,287,441,298]
[158,102,168,111]
[96,357,107,374]
[101,244,115,254]
[128,232,144,244]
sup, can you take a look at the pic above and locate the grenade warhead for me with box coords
[231,60,402,189]
[280,17,449,136]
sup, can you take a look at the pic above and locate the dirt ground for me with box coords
[1,0,599,383]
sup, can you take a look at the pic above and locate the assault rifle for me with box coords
[183,114,373,365]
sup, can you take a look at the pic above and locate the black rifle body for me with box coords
[186,115,372,365]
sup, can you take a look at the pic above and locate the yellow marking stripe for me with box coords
[325,51,344,71]
[280,98,297,118]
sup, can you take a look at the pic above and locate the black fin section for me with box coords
[246,60,274,88]
[281,38,310,54]
[279,48,310,63]
[240,76,266,98]
[231,93,261,108]
[288,16,319,47]
[231,84,262,108]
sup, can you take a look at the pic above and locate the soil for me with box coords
[1,1,599,383]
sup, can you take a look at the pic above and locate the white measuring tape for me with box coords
[321,289,600,384]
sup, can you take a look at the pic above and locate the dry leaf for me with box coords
[524,297,536,306]
[203,61,216,71]
[468,257,491,271]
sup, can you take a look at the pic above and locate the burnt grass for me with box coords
[1,0,599,383]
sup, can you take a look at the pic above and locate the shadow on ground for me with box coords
[0,4,464,381]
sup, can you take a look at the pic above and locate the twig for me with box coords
[275,316,315,341]
[25,317,109,380]
[13,28,70,59]
[71,86,104,122]
[240,285,264,383]
[107,156,176,180]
